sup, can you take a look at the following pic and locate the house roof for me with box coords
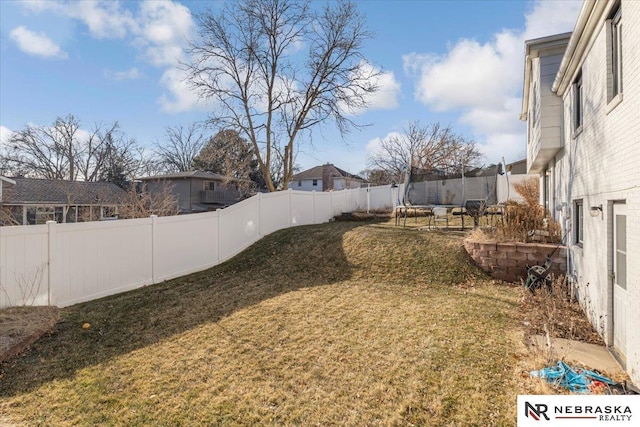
[2,178,126,205]
[138,170,251,183]
[291,164,365,181]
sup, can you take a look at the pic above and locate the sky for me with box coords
[0,0,583,177]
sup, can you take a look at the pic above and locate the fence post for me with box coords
[216,209,221,263]
[330,191,334,217]
[150,215,158,284]
[312,191,316,224]
[345,189,349,213]
[288,188,293,227]
[257,192,262,236]
[46,220,56,306]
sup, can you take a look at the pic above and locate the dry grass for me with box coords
[0,222,539,425]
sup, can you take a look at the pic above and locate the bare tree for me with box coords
[185,0,378,191]
[152,124,207,173]
[360,168,395,186]
[0,206,20,226]
[2,114,80,180]
[1,115,144,184]
[118,184,179,219]
[367,121,483,183]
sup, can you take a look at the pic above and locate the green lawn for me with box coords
[0,221,527,426]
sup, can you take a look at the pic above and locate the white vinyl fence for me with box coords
[0,186,396,308]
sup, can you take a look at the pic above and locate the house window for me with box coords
[204,181,215,191]
[572,72,583,134]
[574,199,583,246]
[312,179,318,186]
[298,180,302,186]
[607,4,623,102]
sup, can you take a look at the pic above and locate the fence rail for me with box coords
[0,186,398,308]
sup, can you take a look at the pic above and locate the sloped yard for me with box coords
[1,221,531,425]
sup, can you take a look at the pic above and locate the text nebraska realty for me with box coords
[526,402,632,421]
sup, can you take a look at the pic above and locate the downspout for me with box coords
[520,55,532,120]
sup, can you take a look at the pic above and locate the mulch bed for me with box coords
[0,306,59,363]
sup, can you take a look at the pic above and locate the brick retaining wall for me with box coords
[463,239,567,283]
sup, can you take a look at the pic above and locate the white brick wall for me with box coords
[551,0,640,383]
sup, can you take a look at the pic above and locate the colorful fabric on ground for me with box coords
[530,361,616,393]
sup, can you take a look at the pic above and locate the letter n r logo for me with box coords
[524,402,550,421]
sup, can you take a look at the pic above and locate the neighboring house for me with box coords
[289,163,366,191]
[138,171,250,213]
[1,177,126,225]
[521,0,640,383]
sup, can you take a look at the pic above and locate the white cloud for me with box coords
[403,0,581,164]
[135,1,197,110]
[523,0,583,40]
[19,0,60,14]
[20,0,137,39]
[340,63,401,116]
[9,26,68,59]
[136,0,194,66]
[17,0,200,112]
[367,67,401,111]
[365,131,403,157]
[69,0,137,39]
[0,126,14,146]
[157,67,203,113]
[104,67,143,80]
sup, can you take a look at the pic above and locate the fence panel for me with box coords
[497,174,534,203]
[0,225,49,307]
[331,191,347,216]
[291,191,315,226]
[259,192,290,235]
[52,219,153,307]
[345,188,366,212]
[154,212,219,282]
[313,192,333,223]
[368,185,396,210]
[218,196,261,262]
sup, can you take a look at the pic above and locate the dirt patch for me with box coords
[0,306,60,363]
[333,211,391,221]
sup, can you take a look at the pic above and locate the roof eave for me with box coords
[552,0,608,95]
[1,176,17,186]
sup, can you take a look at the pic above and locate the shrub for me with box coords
[500,178,561,243]
[467,177,561,243]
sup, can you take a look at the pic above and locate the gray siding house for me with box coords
[139,171,250,213]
